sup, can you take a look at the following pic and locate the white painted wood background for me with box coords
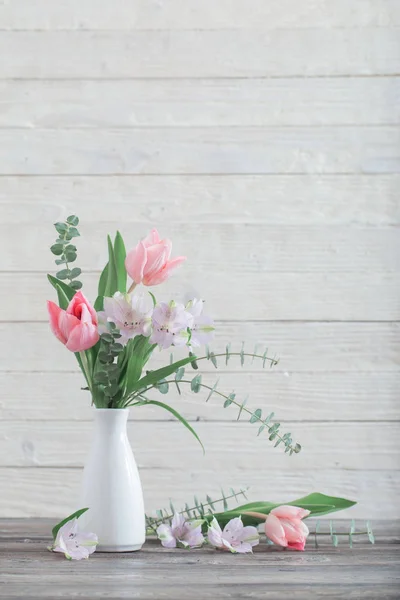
[0,0,399,521]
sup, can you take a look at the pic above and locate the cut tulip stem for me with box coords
[243,511,268,521]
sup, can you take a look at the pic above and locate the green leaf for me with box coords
[250,408,262,423]
[206,379,219,402]
[223,392,235,408]
[140,400,204,453]
[47,274,75,309]
[237,396,248,421]
[148,291,157,307]
[54,222,68,234]
[52,508,89,540]
[94,371,109,385]
[55,258,67,265]
[56,269,71,280]
[213,493,357,528]
[65,250,77,262]
[209,352,218,368]
[68,227,80,238]
[189,351,199,370]
[66,215,79,226]
[50,243,64,256]
[120,336,151,396]
[69,280,82,291]
[114,231,127,293]
[70,267,82,279]
[175,367,185,382]
[131,356,197,394]
[105,235,118,297]
[97,262,109,298]
[191,374,202,393]
[156,379,169,394]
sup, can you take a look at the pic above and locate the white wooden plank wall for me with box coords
[0,1,399,520]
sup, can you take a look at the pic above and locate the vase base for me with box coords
[97,544,143,553]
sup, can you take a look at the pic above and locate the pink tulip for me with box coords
[264,505,310,551]
[47,291,99,352]
[125,229,186,287]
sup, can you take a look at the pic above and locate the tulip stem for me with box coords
[127,282,137,294]
[243,511,268,521]
[79,351,93,400]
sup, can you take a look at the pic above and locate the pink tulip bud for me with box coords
[125,229,186,287]
[47,291,99,352]
[264,505,310,551]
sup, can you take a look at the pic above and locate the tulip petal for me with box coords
[65,306,100,352]
[144,256,186,286]
[143,242,170,279]
[47,301,69,345]
[288,539,307,551]
[125,241,147,284]
[270,505,310,520]
[142,228,160,247]
[265,514,288,547]
[66,291,98,325]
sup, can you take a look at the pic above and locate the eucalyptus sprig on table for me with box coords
[50,215,82,290]
[147,491,373,548]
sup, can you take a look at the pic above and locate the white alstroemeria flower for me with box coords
[157,513,205,549]
[207,517,259,554]
[98,291,152,345]
[185,298,215,347]
[49,519,98,560]
[150,301,192,349]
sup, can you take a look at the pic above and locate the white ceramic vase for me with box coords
[78,408,146,552]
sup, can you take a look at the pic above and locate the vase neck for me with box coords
[93,409,129,435]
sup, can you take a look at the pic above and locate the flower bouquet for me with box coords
[46,216,364,555]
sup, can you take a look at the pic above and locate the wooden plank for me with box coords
[1,0,399,29]
[1,127,399,175]
[0,30,399,78]
[1,223,399,273]
[2,371,399,422]
[3,271,400,322]
[1,78,399,127]
[1,322,399,372]
[1,175,399,226]
[3,518,399,546]
[2,562,400,586]
[0,467,397,519]
[0,421,398,470]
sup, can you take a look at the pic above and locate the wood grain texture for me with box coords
[0,470,398,519]
[1,30,399,78]
[1,175,399,225]
[1,127,400,175]
[2,271,400,321]
[0,421,399,470]
[1,0,399,29]
[2,371,400,422]
[0,520,399,600]
[2,223,399,272]
[1,78,399,127]
[1,322,399,372]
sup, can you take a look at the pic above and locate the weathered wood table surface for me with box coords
[1,519,399,599]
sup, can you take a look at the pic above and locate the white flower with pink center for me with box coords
[150,301,192,349]
[98,291,152,345]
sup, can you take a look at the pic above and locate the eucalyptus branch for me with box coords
[146,487,248,531]
[50,215,82,290]
[191,344,279,370]
[312,520,375,548]
[126,374,300,454]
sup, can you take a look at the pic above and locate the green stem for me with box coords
[195,352,278,367]
[79,351,94,402]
